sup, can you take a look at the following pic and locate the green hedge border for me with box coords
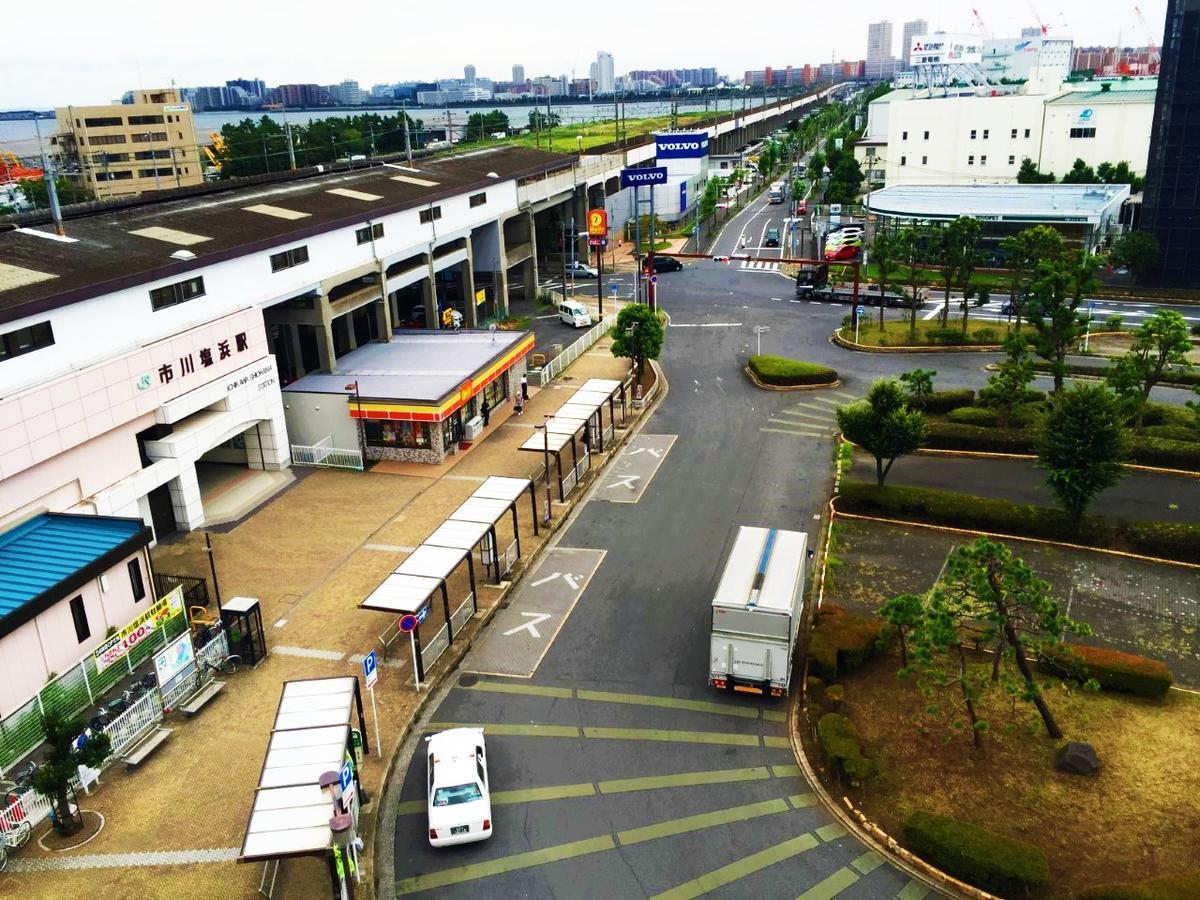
[903,811,1049,896]
[747,354,838,386]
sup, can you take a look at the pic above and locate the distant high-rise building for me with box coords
[226,78,266,100]
[328,80,365,106]
[595,51,615,93]
[512,64,525,84]
[867,21,895,79]
[902,19,928,69]
[464,64,476,85]
[1142,0,1200,284]
[1021,26,1044,37]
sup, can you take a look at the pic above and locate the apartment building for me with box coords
[52,88,204,199]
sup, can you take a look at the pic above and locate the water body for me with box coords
[0,97,767,159]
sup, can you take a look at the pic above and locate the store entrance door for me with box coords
[147,484,177,542]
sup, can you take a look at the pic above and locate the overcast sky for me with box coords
[0,0,1167,109]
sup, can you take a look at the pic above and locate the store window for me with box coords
[364,420,431,449]
[480,377,507,410]
[70,595,90,643]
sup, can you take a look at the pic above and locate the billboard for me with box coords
[94,587,184,673]
[154,632,196,692]
[655,132,709,159]
[620,167,667,188]
[910,34,984,66]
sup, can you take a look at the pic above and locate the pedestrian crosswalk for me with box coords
[759,389,856,441]
[921,299,1200,325]
[740,260,782,272]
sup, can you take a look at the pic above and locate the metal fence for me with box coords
[450,596,474,635]
[0,606,189,774]
[421,624,450,672]
[532,313,618,386]
[291,435,364,471]
[160,629,229,712]
[1,772,84,833]
[154,572,209,608]
[98,690,163,758]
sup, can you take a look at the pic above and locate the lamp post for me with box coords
[203,531,223,615]
[345,381,367,467]
[534,420,552,524]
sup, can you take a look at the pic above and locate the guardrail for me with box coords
[291,436,364,471]
[533,313,618,387]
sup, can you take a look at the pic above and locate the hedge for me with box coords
[1140,425,1200,443]
[837,481,1200,564]
[1042,643,1173,698]
[1033,361,1200,388]
[807,604,887,681]
[817,712,879,780]
[918,389,976,414]
[1127,435,1200,470]
[925,421,1038,454]
[1144,403,1198,429]
[1076,870,1200,899]
[946,406,1000,427]
[904,811,1049,896]
[748,354,838,386]
[924,327,1001,346]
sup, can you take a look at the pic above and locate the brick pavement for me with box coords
[0,337,642,900]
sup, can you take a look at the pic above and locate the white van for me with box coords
[559,300,593,328]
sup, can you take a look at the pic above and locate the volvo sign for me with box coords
[621,167,667,188]
[654,132,709,159]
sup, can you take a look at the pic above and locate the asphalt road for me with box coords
[381,192,1197,899]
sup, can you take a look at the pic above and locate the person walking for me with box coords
[520,373,529,402]
[514,397,524,416]
[481,398,490,428]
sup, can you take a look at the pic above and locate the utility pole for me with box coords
[144,132,162,191]
[368,125,375,158]
[402,102,413,164]
[32,114,64,235]
[445,108,452,145]
[283,106,297,170]
[170,147,181,187]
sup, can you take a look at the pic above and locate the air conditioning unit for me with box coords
[463,416,484,440]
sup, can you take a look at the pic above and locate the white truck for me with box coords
[709,526,808,697]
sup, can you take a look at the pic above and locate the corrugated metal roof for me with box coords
[0,513,145,618]
[1046,89,1158,104]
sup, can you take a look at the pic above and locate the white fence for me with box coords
[291,435,364,471]
[99,690,163,758]
[533,313,618,386]
[161,630,230,712]
[1,772,85,833]
[450,596,474,635]
[421,624,450,672]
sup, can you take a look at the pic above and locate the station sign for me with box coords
[620,167,667,188]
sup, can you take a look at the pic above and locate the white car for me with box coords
[426,728,492,847]
[566,261,599,279]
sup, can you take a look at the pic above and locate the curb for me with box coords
[370,359,667,899]
[831,329,1003,354]
[743,366,841,392]
[914,445,1200,479]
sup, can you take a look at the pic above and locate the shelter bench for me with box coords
[122,727,173,770]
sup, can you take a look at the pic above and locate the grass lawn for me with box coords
[828,652,1200,897]
[450,113,707,155]
[860,263,1013,293]
[845,317,1011,347]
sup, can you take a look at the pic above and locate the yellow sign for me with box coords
[475,288,487,306]
[93,587,185,673]
[587,209,608,237]
[441,308,454,326]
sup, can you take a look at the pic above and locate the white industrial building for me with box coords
[858,78,1156,187]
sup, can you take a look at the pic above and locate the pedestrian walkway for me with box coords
[739,260,781,273]
[761,389,857,441]
[0,336,644,900]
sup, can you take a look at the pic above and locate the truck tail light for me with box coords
[428,828,438,840]
[483,819,491,831]
[711,677,727,689]
[770,687,783,697]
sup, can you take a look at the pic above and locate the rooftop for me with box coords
[0,513,151,638]
[282,329,530,405]
[1046,88,1158,104]
[0,146,575,327]
[866,183,1130,221]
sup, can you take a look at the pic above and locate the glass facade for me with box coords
[1142,0,1200,284]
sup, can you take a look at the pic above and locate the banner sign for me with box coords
[620,167,667,188]
[654,133,709,159]
[911,34,983,66]
[154,631,196,692]
[94,586,184,673]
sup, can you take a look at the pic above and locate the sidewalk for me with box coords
[0,338,648,899]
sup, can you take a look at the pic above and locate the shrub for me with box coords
[926,327,969,345]
[1042,643,1173,697]
[749,354,838,386]
[903,811,1049,896]
[1141,424,1200,443]
[946,406,1000,427]
[1077,869,1200,899]
[925,421,1038,454]
[1105,313,1125,330]
[920,389,976,414]
[1010,401,1048,429]
[836,480,1200,564]
[1143,402,1198,429]
[1033,361,1200,387]
[1192,323,1200,336]
[974,327,999,344]
[1127,435,1200,470]
[807,605,887,680]
[817,713,879,780]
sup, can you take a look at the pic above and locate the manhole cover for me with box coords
[458,673,479,687]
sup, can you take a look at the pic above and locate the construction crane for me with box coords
[1026,0,1050,35]
[971,8,991,37]
[202,132,227,171]
[1134,5,1161,70]
[0,149,43,183]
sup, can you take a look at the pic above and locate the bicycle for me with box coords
[0,817,33,872]
[201,652,241,677]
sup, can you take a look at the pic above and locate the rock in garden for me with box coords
[1055,741,1101,775]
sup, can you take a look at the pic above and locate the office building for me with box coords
[52,88,204,200]
[1141,0,1200,284]
[226,78,267,101]
[512,64,525,85]
[328,80,366,106]
[902,19,928,69]
[464,65,477,85]
[594,52,615,93]
[866,20,896,80]
[271,84,331,108]
[981,37,1074,83]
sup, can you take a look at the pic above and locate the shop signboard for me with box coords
[94,587,184,673]
[154,632,196,693]
[587,209,608,237]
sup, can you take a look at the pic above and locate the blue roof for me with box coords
[0,514,148,622]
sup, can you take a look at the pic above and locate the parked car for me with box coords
[824,243,859,261]
[796,200,808,215]
[648,255,683,273]
[565,260,599,279]
[764,227,781,247]
[558,299,593,328]
[825,235,862,251]
[427,728,492,847]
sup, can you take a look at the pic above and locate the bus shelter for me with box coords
[240,676,369,899]
[580,377,628,427]
[519,416,589,500]
[444,477,536,582]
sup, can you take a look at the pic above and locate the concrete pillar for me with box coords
[285,324,305,379]
[243,416,291,470]
[526,213,539,300]
[168,469,205,531]
[374,298,390,342]
[343,314,358,352]
[423,265,439,330]
[462,246,478,329]
[316,299,335,372]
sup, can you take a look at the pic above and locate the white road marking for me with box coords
[607,475,641,490]
[502,612,552,639]
[670,322,744,327]
[562,574,579,591]
[531,571,562,587]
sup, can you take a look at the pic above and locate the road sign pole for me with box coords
[369,684,381,756]
[633,185,641,303]
[410,632,421,691]
[597,243,603,318]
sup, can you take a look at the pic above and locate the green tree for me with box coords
[610,304,664,387]
[898,368,936,407]
[699,176,723,220]
[836,379,927,486]
[1105,309,1194,430]
[17,176,92,209]
[1188,386,1200,428]
[1016,157,1055,184]
[1037,383,1127,519]
[1000,225,1065,331]
[978,334,1036,425]
[1110,231,1161,284]
[895,227,930,336]
[527,109,561,130]
[31,710,111,836]
[1025,253,1099,391]
[826,155,863,204]
[1096,159,1143,192]
[879,592,925,669]
[466,110,510,141]
[870,230,899,330]
[1060,157,1097,184]
[807,152,826,184]
[928,217,982,328]
[925,538,1092,741]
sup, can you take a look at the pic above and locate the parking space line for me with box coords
[795,866,860,900]
[491,782,598,805]
[816,822,848,841]
[598,766,770,795]
[788,793,817,808]
[650,831,821,900]
[761,427,833,438]
[770,763,801,777]
[851,850,885,874]
[763,710,788,723]
[898,879,932,899]
[768,419,829,431]
[428,722,581,738]
[461,681,574,699]
[395,835,617,894]
[584,726,762,746]
[616,797,789,846]
[763,735,791,748]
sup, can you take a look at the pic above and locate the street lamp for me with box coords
[534,419,553,524]
[345,381,367,466]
